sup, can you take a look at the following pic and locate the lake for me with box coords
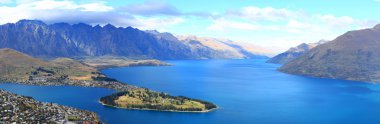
[2,59,380,124]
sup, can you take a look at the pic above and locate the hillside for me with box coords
[279,24,380,83]
[0,48,103,82]
[267,40,327,64]
[0,20,270,59]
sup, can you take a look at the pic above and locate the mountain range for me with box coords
[176,35,272,59]
[267,40,327,64]
[279,24,380,83]
[0,20,271,59]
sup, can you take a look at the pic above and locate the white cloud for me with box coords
[0,0,12,3]
[227,6,304,21]
[206,6,378,51]
[207,19,260,31]
[134,17,184,30]
[213,6,375,32]
[120,0,181,16]
[0,1,377,51]
[0,0,116,24]
[0,0,184,30]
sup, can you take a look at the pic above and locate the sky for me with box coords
[0,0,379,52]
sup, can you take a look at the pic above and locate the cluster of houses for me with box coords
[0,90,99,123]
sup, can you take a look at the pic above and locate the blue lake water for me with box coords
[2,59,380,124]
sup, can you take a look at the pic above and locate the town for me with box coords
[0,90,100,123]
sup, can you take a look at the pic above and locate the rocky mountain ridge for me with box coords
[0,20,271,59]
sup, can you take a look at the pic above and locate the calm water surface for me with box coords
[2,59,380,124]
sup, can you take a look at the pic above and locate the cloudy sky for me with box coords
[0,0,379,52]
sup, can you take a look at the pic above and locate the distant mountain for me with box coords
[0,20,270,59]
[279,24,380,83]
[267,40,327,64]
[176,35,271,59]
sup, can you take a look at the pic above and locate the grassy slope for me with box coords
[79,56,171,69]
[50,58,99,80]
[114,89,206,110]
[100,89,217,112]
[0,48,101,82]
[0,48,50,81]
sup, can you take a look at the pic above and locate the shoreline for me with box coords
[98,100,218,113]
[0,82,218,113]
[0,59,218,117]
[82,59,173,70]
